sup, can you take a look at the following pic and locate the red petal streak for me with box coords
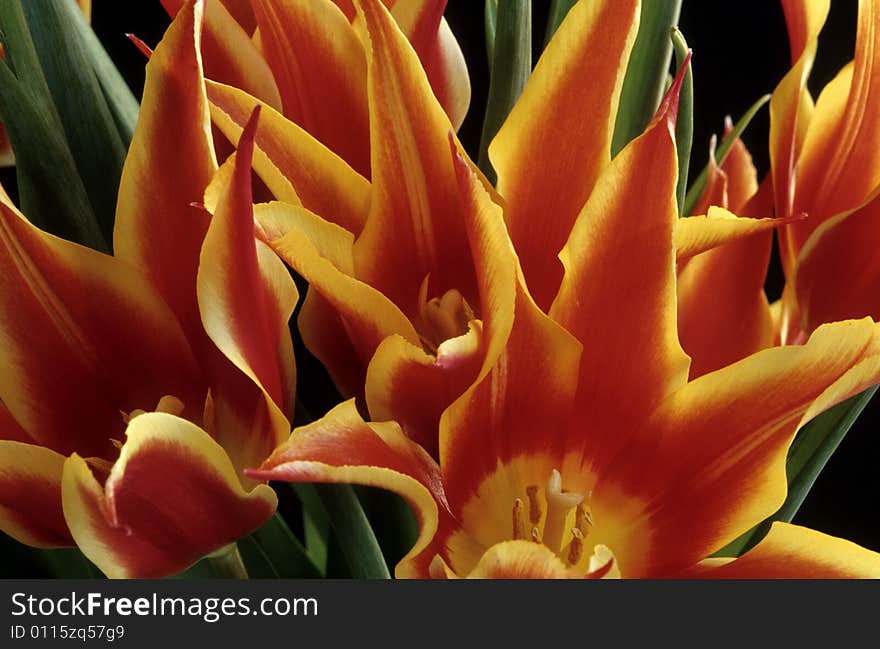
[62,413,277,579]
[0,441,71,548]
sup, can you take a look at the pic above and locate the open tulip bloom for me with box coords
[1,0,880,579]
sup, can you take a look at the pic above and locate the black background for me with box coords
[5,0,877,555]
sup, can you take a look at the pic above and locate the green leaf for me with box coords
[293,484,331,574]
[544,0,576,45]
[64,0,140,145]
[611,0,683,157]
[314,484,391,579]
[33,548,104,579]
[485,0,498,62]
[22,0,128,244]
[364,489,419,570]
[682,93,770,216]
[0,0,107,251]
[238,513,322,578]
[478,0,532,183]
[719,386,878,557]
[671,28,693,215]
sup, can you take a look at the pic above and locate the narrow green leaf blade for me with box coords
[66,0,140,145]
[33,548,104,579]
[22,0,128,244]
[682,93,770,216]
[294,484,331,574]
[0,1,107,251]
[239,513,322,578]
[671,29,693,215]
[545,0,577,45]
[611,0,683,156]
[485,0,499,62]
[314,484,391,579]
[719,386,878,557]
[478,0,532,183]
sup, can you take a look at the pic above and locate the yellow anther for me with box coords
[156,395,185,416]
[526,485,542,524]
[530,527,541,544]
[576,504,593,537]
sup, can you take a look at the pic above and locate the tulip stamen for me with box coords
[121,395,185,424]
[530,527,541,543]
[512,498,525,540]
[543,469,584,553]
[417,287,476,353]
[525,484,542,524]
[566,528,584,566]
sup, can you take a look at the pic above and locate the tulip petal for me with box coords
[0,404,31,443]
[0,441,71,548]
[252,0,371,177]
[769,0,828,268]
[794,195,880,332]
[677,232,774,378]
[392,2,471,130]
[678,138,774,377]
[351,0,485,319]
[160,0,281,109]
[198,108,298,471]
[549,71,690,469]
[62,413,277,579]
[458,541,582,579]
[593,319,880,578]
[268,208,421,395]
[0,201,203,458]
[675,208,779,261]
[206,81,370,235]
[114,0,218,353]
[365,328,482,458]
[792,0,880,226]
[489,0,640,308]
[679,523,880,578]
[250,400,451,579]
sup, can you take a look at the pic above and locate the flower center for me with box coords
[511,469,592,566]
[417,288,475,353]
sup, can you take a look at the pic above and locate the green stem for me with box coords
[671,28,693,215]
[545,0,576,45]
[206,544,249,579]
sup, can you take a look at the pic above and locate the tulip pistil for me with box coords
[418,288,475,353]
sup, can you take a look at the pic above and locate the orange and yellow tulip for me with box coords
[769,0,880,342]
[159,0,470,178]
[248,0,880,579]
[0,1,296,578]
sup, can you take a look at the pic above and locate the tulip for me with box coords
[251,67,880,577]
[159,0,470,177]
[769,0,880,341]
[0,0,296,578]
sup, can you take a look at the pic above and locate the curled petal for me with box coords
[250,400,450,579]
[490,0,640,308]
[62,413,277,579]
[675,207,781,261]
[0,441,71,548]
[456,541,582,579]
[680,523,880,579]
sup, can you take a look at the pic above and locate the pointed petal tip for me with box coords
[658,48,692,127]
[126,33,154,59]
